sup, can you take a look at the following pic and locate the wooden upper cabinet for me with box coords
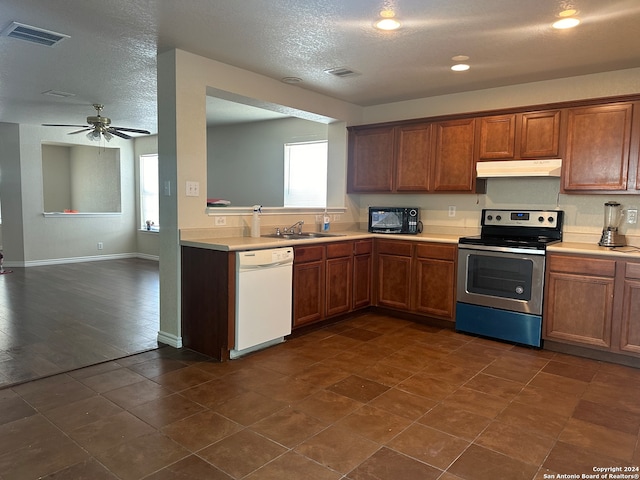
[479,115,516,159]
[432,118,476,192]
[347,125,394,192]
[479,110,561,160]
[519,110,561,158]
[563,102,633,192]
[395,123,432,191]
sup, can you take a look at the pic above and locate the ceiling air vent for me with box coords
[324,67,360,78]
[1,22,69,47]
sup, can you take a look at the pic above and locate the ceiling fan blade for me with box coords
[42,124,88,128]
[108,129,133,140]
[111,126,151,134]
[68,128,92,135]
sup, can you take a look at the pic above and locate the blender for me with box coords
[598,201,626,247]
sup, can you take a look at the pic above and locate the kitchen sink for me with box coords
[262,232,346,240]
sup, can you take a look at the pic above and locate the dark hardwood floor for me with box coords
[0,258,159,387]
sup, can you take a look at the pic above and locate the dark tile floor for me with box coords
[1,313,639,479]
[0,259,160,387]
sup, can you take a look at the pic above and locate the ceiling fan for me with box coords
[43,104,151,141]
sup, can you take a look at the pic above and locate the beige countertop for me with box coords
[180,230,640,258]
[180,231,460,251]
[548,241,640,259]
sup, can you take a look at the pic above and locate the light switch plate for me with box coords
[186,181,199,197]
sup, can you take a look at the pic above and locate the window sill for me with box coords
[139,228,159,233]
[43,212,122,218]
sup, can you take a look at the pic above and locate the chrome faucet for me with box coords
[284,220,304,234]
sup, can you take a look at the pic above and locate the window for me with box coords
[284,141,328,207]
[140,154,159,230]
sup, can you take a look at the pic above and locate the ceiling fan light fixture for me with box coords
[86,130,101,141]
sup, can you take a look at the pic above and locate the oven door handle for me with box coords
[457,243,546,255]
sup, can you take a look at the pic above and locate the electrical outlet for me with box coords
[448,206,456,217]
[214,216,227,226]
[97,242,103,250]
[185,181,199,197]
[627,208,638,224]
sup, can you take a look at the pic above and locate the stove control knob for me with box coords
[538,216,544,223]
[496,215,502,221]
[548,216,555,223]
[515,286,524,295]
[487,215,493,221]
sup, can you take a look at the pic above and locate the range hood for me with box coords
[476,159,562,178]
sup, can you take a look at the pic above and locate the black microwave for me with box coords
[368,207,420,234]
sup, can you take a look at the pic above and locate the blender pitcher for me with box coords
[598,201,626,247]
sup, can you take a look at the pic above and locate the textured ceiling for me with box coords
[1,0,640,134]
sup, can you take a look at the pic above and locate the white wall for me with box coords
[0,123,138,265]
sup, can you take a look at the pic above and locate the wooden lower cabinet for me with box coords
[325,242,353,317]
[292,245,325,328]
[544,253,640,358]
[620,262,640,354]
[293,240,372,329]
[413,243,456,321]
[375,239,457,321]
[376,240,413,310]
[353,240,373,309]
[544,254,615,348]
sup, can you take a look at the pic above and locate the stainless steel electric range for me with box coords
[456,208,564,347]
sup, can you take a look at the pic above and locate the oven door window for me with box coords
[467,254,533,301]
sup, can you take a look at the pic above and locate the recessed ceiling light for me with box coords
[374,9,401,30]
[553,17,580,29]
[451,64,470,72]
[281,76,303,84]
[375,18,401,30]
[559,8,578,17]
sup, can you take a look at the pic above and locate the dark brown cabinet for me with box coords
[325,242,353,317]
[293,240,372,329]
[353,239,373,310]
[413,243,456,321]
[347,125,394,192]
[375,239,457,321]
[544,253,640,359]
[562,102,634,192]
[292,245,325,328]
[431,118,477,192]
[620,262,640,355]
[544,254,615,349]
[395,123,432,191]
[478,110,561,160]
[348,120,476,193]
[375,240,413,310]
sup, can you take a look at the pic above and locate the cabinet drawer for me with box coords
[294,245,324,263]
[415,243,456,261]
[376,240,413,256]
[547,254,616,277]
[327,242,353,259]
[354,240,373,255]
[625,261,640,279]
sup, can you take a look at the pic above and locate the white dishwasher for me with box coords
[231,247,294,359]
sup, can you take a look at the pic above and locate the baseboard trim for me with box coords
[157,330,183,348]
[7,253,159,268]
